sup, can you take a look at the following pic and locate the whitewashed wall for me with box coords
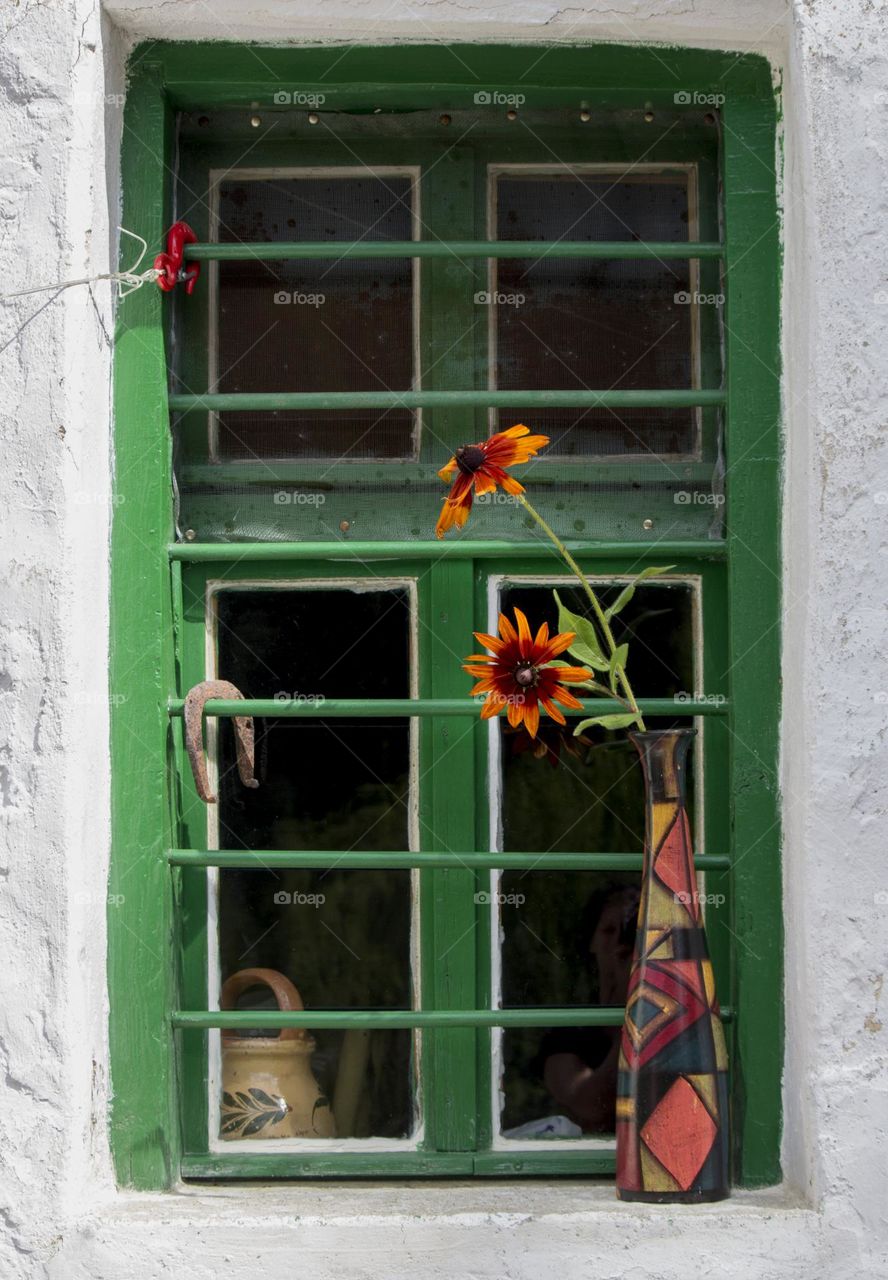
[0,2,886,1276]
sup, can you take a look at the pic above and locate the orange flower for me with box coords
[435,424,549,538]
[463,607,592,739]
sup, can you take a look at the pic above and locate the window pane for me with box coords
[498,580,695,855]
[493,578,696,1139]
[493,171,703,456]
[213,585,416,1139]
[214,174,417,459]
[500,871,639,1140]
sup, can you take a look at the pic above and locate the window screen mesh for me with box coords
[172,111,724,543]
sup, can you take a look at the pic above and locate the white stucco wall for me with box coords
[0,1,886,1276]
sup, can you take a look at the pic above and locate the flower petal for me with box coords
[539,695,567,726]
[498,612,518,644]
[551,686,584,711]
[473,631,506,655]
[551,665,593,683]
[513,607,533,657]
[522,699,540,739]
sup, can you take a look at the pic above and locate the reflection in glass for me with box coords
[496,578,696,1138]
[213,586,416,1138]
[499,581,694,856]
[500,875,639,1138]
[215,175,416,458]
[493,172,698,455]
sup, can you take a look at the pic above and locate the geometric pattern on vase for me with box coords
[616,728,730,1203]
[640,1075,718,1191]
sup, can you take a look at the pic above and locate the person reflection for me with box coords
[537,881,640,1134]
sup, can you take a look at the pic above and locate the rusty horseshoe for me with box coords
[183,679,259,804]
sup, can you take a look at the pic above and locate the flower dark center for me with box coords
[514,661,540,689]
[455,444,486,476]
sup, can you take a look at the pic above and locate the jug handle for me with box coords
[220,967,308,1042]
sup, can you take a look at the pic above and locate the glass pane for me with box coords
[498,580,694,855]
[214,174,417,459]
[492,171,702,456]
[494,578,696,1139]
[214,585,416,1139]
[500,872,639,1139]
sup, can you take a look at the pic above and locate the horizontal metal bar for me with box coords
[173,1006,733,1030]
[168,849,731,871]
[170,389,725,413]
[186,240,724,261]
[169,539,728,562]
[178,459,718,488]
[167,696,729,718]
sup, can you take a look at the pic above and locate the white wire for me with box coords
[0,226,162,302]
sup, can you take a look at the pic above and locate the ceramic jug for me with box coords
[220,967,336,1140]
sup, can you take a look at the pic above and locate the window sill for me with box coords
[64,1183,828,1276]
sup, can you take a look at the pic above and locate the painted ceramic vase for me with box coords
[616,729,729,1202]
[220,967,336,1141]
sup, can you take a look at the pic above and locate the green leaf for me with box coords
[573,713,638,735]
[608,642,629,692]
[553,590,608,671]
[604,566,676,621]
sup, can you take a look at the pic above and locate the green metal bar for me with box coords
[169,540,729,563]
[169,389,725,412]
[166,696,728,718]
[174,1006,734,1030]
[167,849,731,870]
[178,459,718,488]
[186,240,724,261]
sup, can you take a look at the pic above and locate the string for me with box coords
[0,227,161,302]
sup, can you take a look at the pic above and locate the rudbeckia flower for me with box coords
[435,424,549,538]
[463,607,592,738]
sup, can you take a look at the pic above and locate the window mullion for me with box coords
[420,559,480,1152]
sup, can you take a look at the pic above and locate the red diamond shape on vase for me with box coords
[640,1075,717,1191]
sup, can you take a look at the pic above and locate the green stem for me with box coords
[517,494,646,731]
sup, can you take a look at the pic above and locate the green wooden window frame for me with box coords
[110,42,782,1190]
